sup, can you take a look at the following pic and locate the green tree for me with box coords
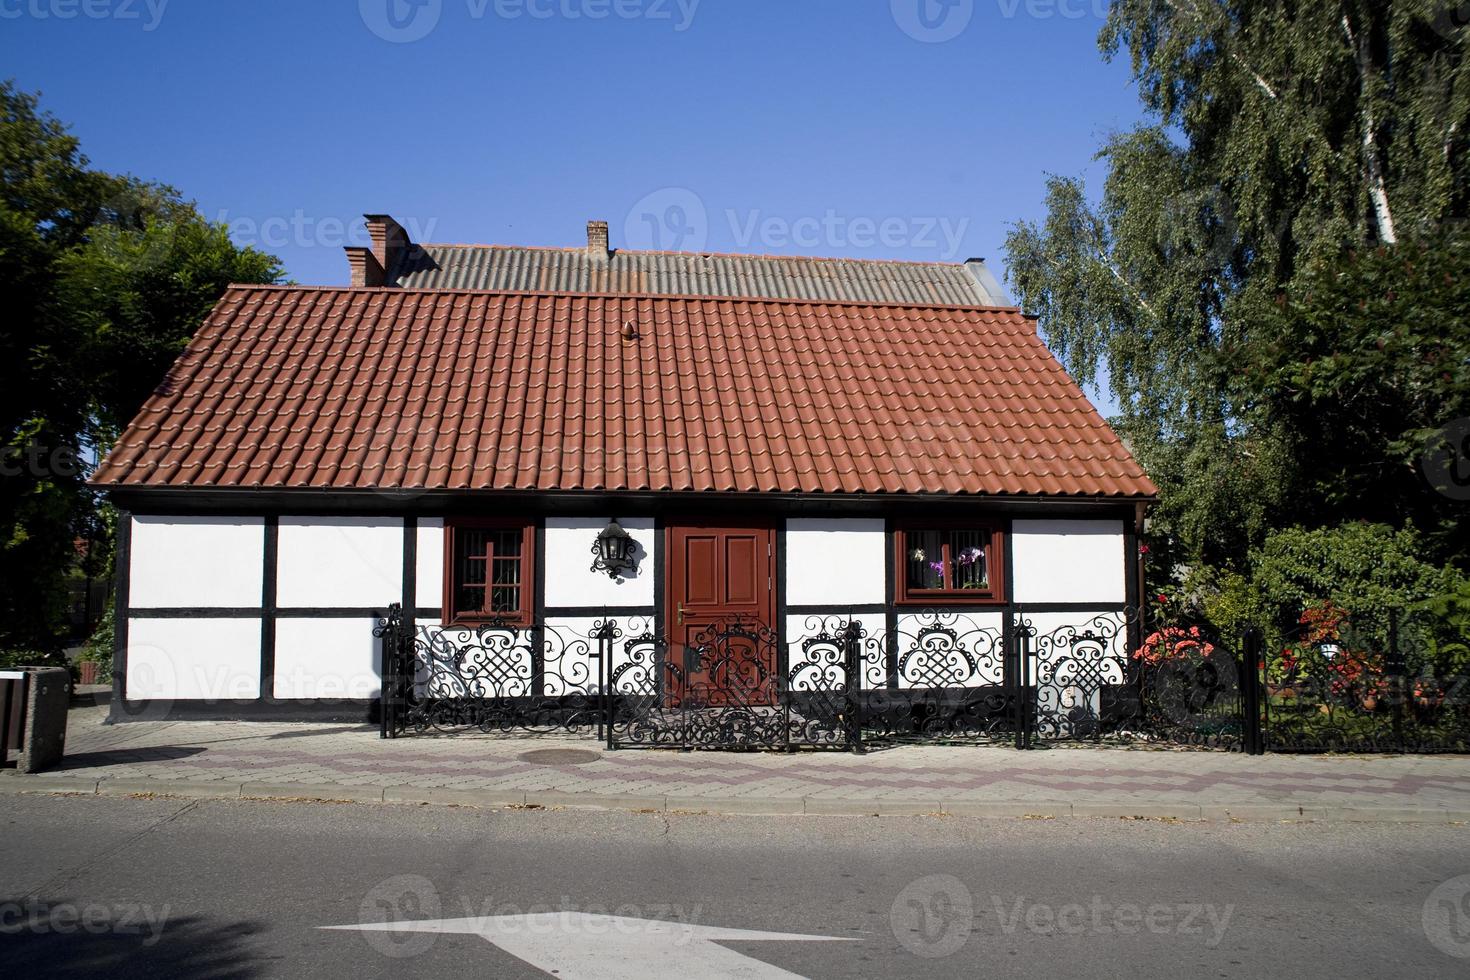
[1,82,281,650]
[1005,1,1470,574]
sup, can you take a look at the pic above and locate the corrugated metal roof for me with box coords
[92,286,1155,499]
[387,245,1008,305]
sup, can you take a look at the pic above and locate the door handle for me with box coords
[677,602,686,626]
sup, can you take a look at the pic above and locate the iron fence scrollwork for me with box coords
[606,615,862,751]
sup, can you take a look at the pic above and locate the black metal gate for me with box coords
[605,616,861,750]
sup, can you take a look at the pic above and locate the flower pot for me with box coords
[78,661,99,685]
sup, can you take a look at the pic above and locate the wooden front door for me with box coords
[667,523,778,706]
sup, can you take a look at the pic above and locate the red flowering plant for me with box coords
[1275,603,1388,709]
[1131,625,1216,666]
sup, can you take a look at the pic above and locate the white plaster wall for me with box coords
[128,516,264,608]
[126,618,261,700]
[276,517,404,608]
[415,518,444,609]
[274,618,382,699]
[544,518,656,609]
[784,519,886,607]
[1011,519,1127,604]
[894,611,1006,688]
[785,612,885,691]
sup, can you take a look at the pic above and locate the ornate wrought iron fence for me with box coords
[1262,608,1470,753]
[606,615,861,751]
[858,612,1020,745]
[370,600,1470,756]
[377,604,627,739]
[1013,613,1251,750]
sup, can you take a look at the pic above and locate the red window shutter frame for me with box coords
[442,518,536,627]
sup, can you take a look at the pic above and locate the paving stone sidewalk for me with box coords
[4,705,1470,822]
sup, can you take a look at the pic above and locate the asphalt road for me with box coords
[1,794,1468,979]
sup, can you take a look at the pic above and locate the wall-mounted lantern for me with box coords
[590,518,638,581]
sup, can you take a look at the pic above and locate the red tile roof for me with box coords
[91,286,1156,498]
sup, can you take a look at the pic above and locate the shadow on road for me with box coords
[1,896,265,978]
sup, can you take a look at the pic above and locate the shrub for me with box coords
[79,604,115,684]
[0,649,67,671]
[1252,523,1462,629]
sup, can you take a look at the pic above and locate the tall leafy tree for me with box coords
[1,82,281,650]
[1005,1,1470,575]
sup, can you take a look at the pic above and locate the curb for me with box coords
[2,774,1468,823]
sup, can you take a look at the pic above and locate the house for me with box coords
[91,215,1156,739]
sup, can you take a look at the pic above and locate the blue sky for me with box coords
[3,0,1141,408]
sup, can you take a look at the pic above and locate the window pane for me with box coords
[950,531,989,590]
[905,530,945,591]
[489,586,520,615]
[491,529,522,558]
[491,557,521,587]
[460,556,487,587]
[455,584,485,615]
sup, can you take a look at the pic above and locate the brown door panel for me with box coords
[667,523,777,706]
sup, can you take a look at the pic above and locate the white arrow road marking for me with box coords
[322,911,856,979]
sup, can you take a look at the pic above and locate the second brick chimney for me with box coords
[587,220,610,259]
[366,214,409,282]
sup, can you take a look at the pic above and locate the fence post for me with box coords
[845,619,864,755]
[1388,608,1405,751]
[1013,619,1033,750]
[378,603,402,739]
[597,618,611,748]
[1240,626,1265,755]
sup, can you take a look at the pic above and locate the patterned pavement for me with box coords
[5,705,1470,821]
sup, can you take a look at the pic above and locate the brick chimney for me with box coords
[365,214,409,282]
[586,220,610,259]
[345,247,385,287]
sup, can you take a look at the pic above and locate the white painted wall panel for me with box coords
[1011,519,1127,605]
[128,516,264,609]
[273,618,382,700]
[415,518,444,609]
[126,618,261,700]
[784,519,886,606]
[276,517,404,608]
[543,518,656,609]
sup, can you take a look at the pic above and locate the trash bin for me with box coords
[0,667,68,773]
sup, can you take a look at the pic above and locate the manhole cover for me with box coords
[516,748,602,766]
